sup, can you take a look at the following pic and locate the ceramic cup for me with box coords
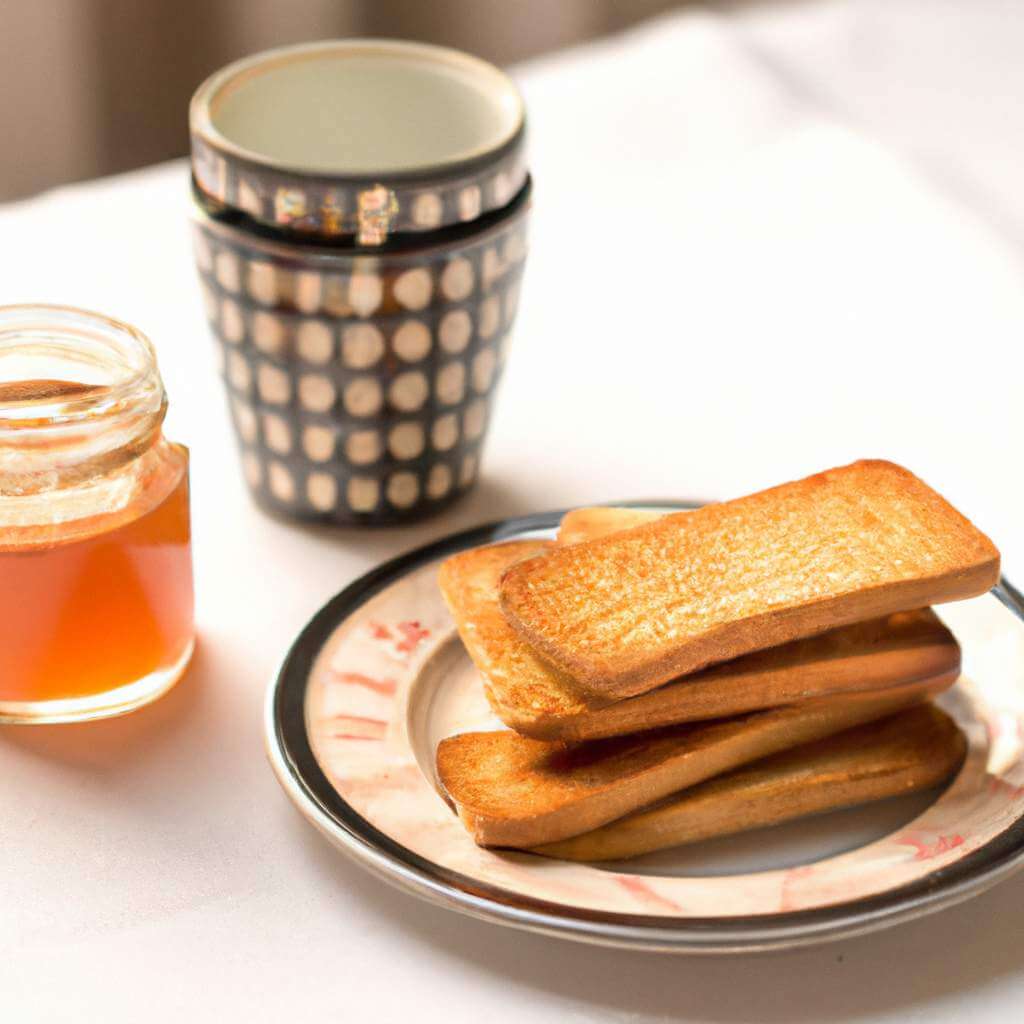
[189,40,529,525]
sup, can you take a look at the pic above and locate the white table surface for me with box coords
[2,3,1023,1020]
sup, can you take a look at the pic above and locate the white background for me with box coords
[2,3,1023,1020]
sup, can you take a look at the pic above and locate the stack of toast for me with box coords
[436,461,999,861]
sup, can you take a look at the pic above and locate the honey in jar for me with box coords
[0,305,194,722]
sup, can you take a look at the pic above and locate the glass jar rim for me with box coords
[0,303,164,431]
[0,304,167,493]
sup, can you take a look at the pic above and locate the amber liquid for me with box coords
[0,453,193,705]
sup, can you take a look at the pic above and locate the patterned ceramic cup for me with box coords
[189,40,529,525]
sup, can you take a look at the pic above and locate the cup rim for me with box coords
[190,38,526,182]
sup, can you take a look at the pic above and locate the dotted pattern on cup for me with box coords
[194,207,528,525]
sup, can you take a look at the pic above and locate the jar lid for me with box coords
[190,39,527,246]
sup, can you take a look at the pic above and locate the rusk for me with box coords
[535,703,966,860]
[500,460,999,701]
[440,538,961,740]
[436,674,953,848]
[557,506,661,546]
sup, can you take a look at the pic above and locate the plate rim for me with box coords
[265,502,1024,953]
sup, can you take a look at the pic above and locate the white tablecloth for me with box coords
[2,3,1023,1020]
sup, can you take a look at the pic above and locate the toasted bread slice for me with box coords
[535,703,965,860]
[557,507,662,546]
[440,539,961,740]
[500,460,999,701]
[436,674,952,848]
[438,540,592,720]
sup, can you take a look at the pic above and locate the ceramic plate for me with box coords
[265,504,1024,953]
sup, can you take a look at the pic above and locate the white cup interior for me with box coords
[204,40,523,176]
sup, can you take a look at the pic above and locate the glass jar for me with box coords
[0,305,194,723]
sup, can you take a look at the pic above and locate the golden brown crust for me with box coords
[441,536,961,740]
[436,676,954,848]
[557,507,662,546]
[500,461,999,701]
[438,540,600,720]
[535,703,966,861]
